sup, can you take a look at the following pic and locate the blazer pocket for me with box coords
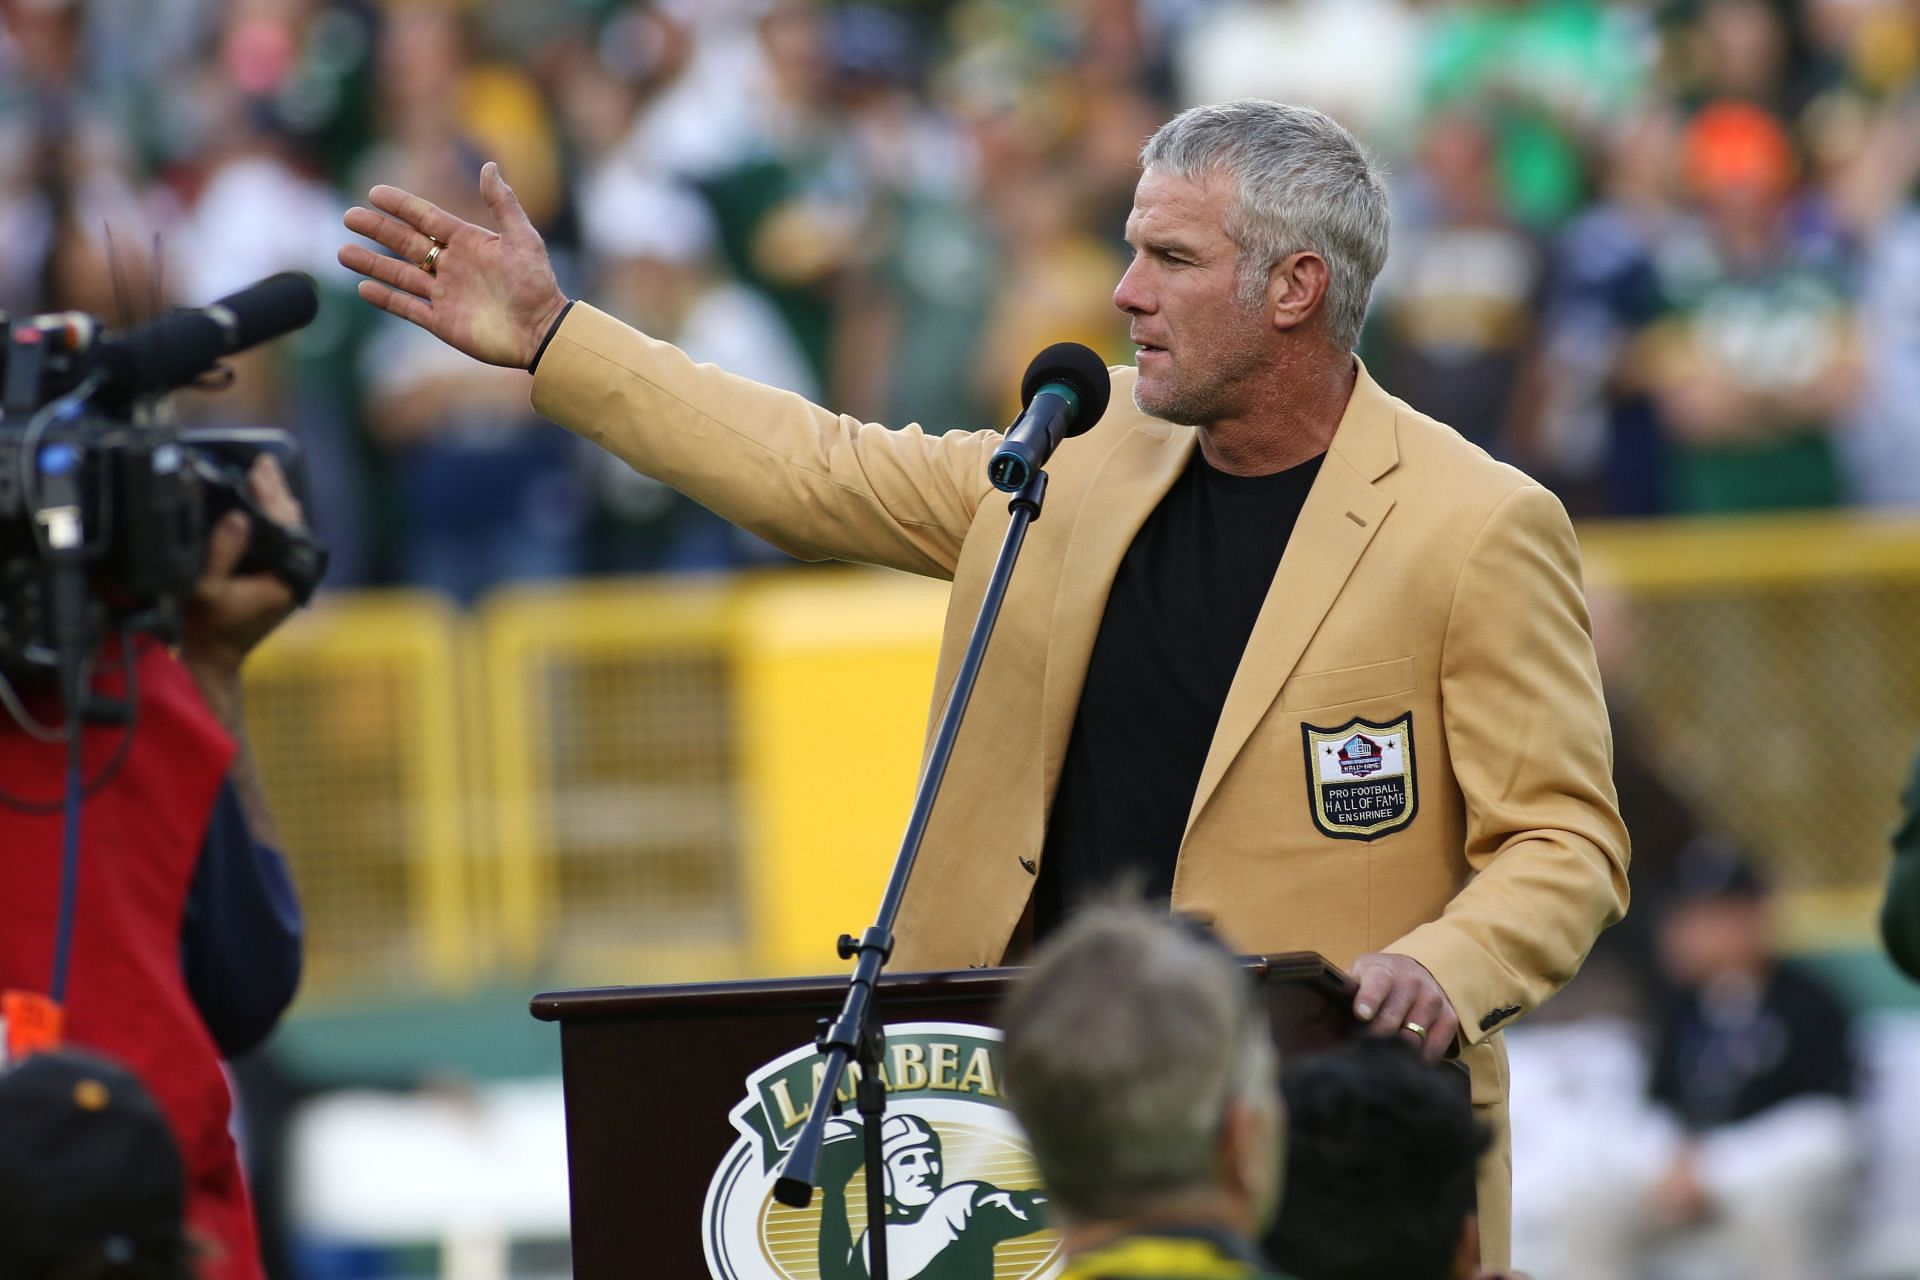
[1281,656,1415,713]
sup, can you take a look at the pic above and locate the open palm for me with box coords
[338,161,569,369]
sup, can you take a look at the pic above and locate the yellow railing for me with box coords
[728,572,949,976]
[242,591,472,994]
[243,516,1920,998]
[478,577,745,981]
[1580,513,1920,946]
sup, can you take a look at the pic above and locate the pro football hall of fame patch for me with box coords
[1302,713,1417,841]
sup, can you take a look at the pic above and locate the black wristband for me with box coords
[528,299,576,374]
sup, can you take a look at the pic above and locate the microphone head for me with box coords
[106,272,322,399]
[214,272,320,348]
[1019,341,1112,436]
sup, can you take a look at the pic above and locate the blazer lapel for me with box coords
[1182,367,1402,841]
[1039,424,1197,794]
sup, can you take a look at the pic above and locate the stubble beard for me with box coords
[1130,301,1271,428]
[1134,365,1226,427]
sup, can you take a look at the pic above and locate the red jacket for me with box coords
[0,642,261,1280]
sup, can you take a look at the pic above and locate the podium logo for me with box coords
[702,1021,1061,1280]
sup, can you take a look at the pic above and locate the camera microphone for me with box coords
[100,272,321,398]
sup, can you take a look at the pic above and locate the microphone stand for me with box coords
[771,466,1051,1280]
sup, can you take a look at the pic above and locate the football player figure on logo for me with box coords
[702,1023,1059,1280]
[817,1115,1048,1280]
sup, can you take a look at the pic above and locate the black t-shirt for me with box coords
[1649,961,1855,1129]
[1035,449,1326,932]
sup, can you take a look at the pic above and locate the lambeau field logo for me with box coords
[703,1021,1061,1280]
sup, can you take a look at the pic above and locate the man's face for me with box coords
[885,1144,941,1208]
[1114,166,1274,426]
[1657,895,1770,987]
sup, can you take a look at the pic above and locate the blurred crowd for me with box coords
[6,0,1920,599]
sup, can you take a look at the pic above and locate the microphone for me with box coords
[988,342,1113,492]
[101,272,321,398]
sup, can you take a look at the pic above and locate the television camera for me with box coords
[0,272,327,713]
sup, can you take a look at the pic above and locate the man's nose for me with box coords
[1113,258,1152,315]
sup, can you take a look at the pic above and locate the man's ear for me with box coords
[1267,251,1331,334]
[1452,1210,1482,1280]
[1217,1093,1286,1233]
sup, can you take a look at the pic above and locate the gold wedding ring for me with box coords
[421,239,444,276]
[1403,1021,1428,1040]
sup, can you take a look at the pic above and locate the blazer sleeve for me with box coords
[1389,483,1632,1046]
[530,303,999,579]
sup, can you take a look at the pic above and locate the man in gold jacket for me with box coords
[340,101,1629,1269]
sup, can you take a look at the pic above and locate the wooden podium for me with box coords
[531,953,1357,1279]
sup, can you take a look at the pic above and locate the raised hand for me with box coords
[338,162,570,369]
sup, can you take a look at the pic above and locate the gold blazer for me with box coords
[533,304,1632,1262]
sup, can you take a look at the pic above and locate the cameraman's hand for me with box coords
[181,455,306,676]
[339,162,570,370]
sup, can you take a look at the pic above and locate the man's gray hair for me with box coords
[1000,906,1278,1222]
[1140,100,1389,351]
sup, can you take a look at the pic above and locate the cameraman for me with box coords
[0,456,308,1280]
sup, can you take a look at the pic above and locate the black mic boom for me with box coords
[988,341,1113,492]
[103,272,321,398]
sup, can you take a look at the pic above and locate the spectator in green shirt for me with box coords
[1635,101,1856,514]
[1420,0,1648,228]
